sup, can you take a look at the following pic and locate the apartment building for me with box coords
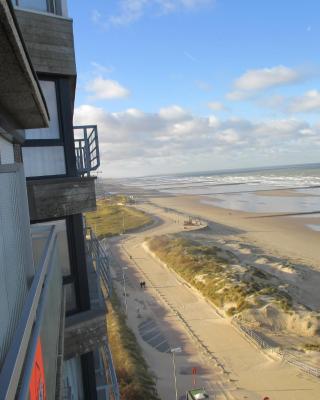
[0,1,119,398]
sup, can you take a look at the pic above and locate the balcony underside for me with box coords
[0,0,49,131]
[27,176,96,221]
[64,309,107,360]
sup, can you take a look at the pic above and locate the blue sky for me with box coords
[69,0,320,177]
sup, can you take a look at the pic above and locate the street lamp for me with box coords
[170,347,182,400]
[122,267,128,314]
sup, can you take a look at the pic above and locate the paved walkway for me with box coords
[107,204,320,400]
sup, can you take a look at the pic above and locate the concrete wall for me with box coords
[15,9,76,76]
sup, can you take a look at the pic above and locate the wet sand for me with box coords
[150,194,320,268]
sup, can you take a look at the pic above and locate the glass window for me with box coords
[18,0,48,12]
[26,80,60,140]
[22,146,66,177]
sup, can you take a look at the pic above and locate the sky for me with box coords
[69,0,320,177]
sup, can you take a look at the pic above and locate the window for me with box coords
[26,80,60,140]
[22,146,66,177]
[13,0,62,15]
[18,0,48,12]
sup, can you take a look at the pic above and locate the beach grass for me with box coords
[304,343,320,352]
[147,234,293,315]
[85,196,152,239]
[107,292,160,400]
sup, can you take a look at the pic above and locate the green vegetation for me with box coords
[304,343,320,352]
[148,235,293,315]
[85,196,152,239]
[107,292,160,400]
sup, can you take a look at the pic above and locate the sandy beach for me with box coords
[151,194,320,268]
[105,186,320,399]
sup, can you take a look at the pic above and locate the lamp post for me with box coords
[122,267,128,314]
[170,347,182,400]
[122,211,125,234]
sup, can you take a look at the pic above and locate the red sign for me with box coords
[29,338,46,400]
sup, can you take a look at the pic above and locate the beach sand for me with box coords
[151,194,320,268]
[148,194,320,361]
[108,192,320,399]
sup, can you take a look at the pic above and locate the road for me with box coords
[105,203,320,400]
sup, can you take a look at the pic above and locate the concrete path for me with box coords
[106,204,320,400]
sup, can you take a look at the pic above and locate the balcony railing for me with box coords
[85,228,120,399]
[0,225,63,399]
[74,125,100,177]
[86,227,112,297]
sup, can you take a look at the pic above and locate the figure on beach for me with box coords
[140,281,146,289]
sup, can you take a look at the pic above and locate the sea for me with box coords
[123,163,320,231]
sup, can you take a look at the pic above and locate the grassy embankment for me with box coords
[148,235,293,316]
[85,195,152,239]
[86,195,159,399]
[107,293,160,400]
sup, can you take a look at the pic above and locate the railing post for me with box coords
[84,127,90,176]
[73,125,100,176]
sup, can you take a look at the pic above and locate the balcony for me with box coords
[0,225,64,399]
[14,3,76,78]
[64,228,113,360]
[26,125,100,221]
[64,227,119,399]
[74,125,100,177]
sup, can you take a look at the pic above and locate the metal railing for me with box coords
[74,125,100,176]
[85,227,120,399]
[86,228,113,297]
[0,225,60,399]
[231,318,320,378]
[101,343,120,400]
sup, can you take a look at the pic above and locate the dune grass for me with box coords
[304,343,320,352]
[85,196,152,239]
[107,292,160,400]
[148,235,293,316]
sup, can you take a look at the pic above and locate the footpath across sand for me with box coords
[107,200,320,400]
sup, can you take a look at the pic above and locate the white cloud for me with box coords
[94,0,215,27]
[195,80,212,92]
[288,90,320,113]
[90,62,114,75]
[74,104,320,176]
[159,105,189,120]
[208,101,227,111]
[227,65,303,101]
[85,77,130,100]
[258,90,320,114]
[226,90,254,101]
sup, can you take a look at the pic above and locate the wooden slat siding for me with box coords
[27,177,97,221]
[15,9,76,76]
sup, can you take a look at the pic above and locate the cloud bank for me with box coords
[74,104,320,176]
